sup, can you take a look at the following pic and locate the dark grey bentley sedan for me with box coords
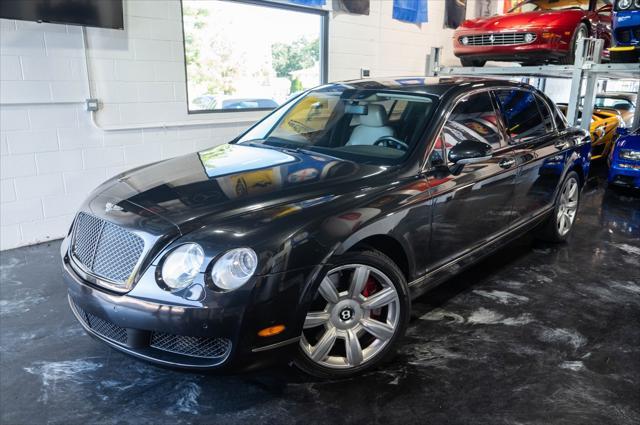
[61,77,591,378]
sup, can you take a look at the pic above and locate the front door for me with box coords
[426,91,518,270]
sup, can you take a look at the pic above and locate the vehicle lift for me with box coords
[427,39,640,132]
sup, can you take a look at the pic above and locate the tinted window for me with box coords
[535,96,554,132]
[496,90,546,143]
[595,97,634,111]
[438,92,502,164]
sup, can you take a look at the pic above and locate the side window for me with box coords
[441,92,502,164]
[495,90,547,144]
[535,95,555,133]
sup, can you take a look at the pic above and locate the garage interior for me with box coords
[1,0,639,424]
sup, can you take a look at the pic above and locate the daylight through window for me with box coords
[181,0,327,113]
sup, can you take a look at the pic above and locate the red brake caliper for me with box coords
[362,277,382,319]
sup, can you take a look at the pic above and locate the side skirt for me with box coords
[408,207,553,299]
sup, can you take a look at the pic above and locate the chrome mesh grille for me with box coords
[73,300,128,344]
[460,32,536,46]
[71,212,145,286]
[150,332,231,359]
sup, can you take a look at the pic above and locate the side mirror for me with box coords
[616,127,629,136]
[448,140,493,164]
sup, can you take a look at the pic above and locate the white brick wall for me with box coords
[0,0,463,250]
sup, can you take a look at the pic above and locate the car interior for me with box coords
[261,91,436,163]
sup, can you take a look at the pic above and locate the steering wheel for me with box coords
[374,136,409,151]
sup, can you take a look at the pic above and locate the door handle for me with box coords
[499,158,516,169]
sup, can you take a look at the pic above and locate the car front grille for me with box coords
[150,332,232,360]
[72,299,128,344]
[460,32,536,46]
[71,212,145,288]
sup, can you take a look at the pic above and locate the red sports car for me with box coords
[453,0,613,66]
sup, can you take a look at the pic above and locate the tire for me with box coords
[294,250,410,378]
[560,23,588,65]
[460,58,486,67]
[537,171,581,243]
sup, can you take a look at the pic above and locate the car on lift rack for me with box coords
[558,103,624,160]
[609,0,640,62]
[595,91,637,126]
[61,77,591,378]
[454,0,613,66]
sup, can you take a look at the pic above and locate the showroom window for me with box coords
[181,0,328,113]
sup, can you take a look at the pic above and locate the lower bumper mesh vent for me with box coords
[73,300,128,344]
[150,332,231,359]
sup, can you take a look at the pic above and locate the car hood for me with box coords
[618,134,640,151]
[458,10,582,31]
[92,143,391,233]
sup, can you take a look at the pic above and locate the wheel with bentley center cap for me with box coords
[294,250,410,378]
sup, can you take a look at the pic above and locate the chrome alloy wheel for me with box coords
[300,264,401,369]
[557,176,579,236]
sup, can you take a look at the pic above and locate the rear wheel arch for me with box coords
[569,163,585,187]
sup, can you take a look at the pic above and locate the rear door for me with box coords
[426,91,518,270]
[494,88,566,223]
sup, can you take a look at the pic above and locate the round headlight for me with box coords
[619,0,632,9]
[461,36,469,45]
[524,33,535,43]
[635,0,640,8]
[160,243,205,290]
[210,248,258,291]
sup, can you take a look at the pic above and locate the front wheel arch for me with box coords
[293,249,411,378]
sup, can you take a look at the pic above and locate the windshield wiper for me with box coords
[241,139,318,156]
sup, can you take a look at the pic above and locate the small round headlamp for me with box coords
[210,248,258,291]
[160,243,205,290]
[524,33,535,43]
[461,36,469,45]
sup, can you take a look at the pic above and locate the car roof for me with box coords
[324,76,535,99]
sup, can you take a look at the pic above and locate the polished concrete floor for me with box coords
[1,167,639,425]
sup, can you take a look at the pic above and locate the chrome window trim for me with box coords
[421,85,516,173]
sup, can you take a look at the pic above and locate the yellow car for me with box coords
[558,105,624,160]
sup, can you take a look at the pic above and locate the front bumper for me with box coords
[453,28,571,62]
[62,243,315,371]
[608,162,640,188]
[610,46,640,63]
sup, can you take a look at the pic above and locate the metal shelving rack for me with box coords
[427,39,640,132]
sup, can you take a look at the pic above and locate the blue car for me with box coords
[608,127,640,188]
[610,0,640,62]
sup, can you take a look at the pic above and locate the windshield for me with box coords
[509,0,590,13]
[595,97,635,111]
[236,86,437,165]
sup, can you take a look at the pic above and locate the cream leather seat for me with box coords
[346,104,394,146]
